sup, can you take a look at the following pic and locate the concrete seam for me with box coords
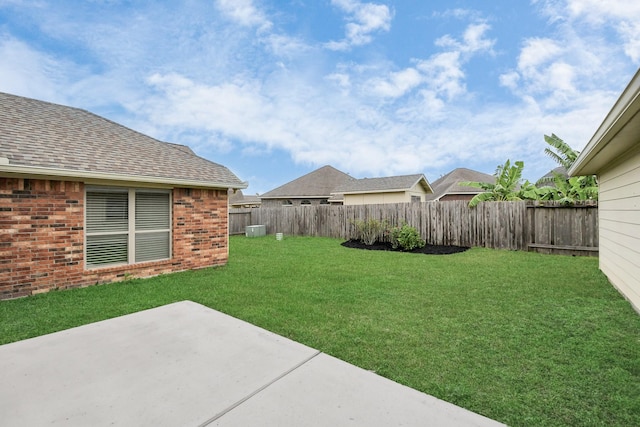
[198,350,322,426]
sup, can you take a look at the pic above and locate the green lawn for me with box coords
[1,236,639,426]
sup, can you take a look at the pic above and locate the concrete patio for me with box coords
[0,301,505,426]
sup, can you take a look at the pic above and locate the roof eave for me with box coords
[0,163,248,190]
[339,188,409,195]
[570,69,640,176]
[417,177,434,194]
[260,195,329,199]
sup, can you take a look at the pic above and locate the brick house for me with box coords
[0,92,246,299]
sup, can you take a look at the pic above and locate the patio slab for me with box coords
[0,301,505,426]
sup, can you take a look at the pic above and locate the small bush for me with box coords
[389,223,425,251]
[351,218,387,246]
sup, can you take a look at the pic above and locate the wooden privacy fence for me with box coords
[229,201,598,256]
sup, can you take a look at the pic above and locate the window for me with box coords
[86,187,171,268]
[301,199,311,205]
[411,195,421,203]
[283,200,293,206]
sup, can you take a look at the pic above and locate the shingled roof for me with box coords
[0,92,246,189]
[260,165,353,199]
[426,168,493,201]
[332,174,432,194]
[536,166,568,188]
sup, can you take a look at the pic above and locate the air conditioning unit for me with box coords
[245,225,266,237]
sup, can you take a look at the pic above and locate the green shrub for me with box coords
[351,218,388,246]
[389,223,425,251]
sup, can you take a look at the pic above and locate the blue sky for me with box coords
[1,0,639,194]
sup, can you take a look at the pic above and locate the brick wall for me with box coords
[172,188,229,269]
[0,178,229,299]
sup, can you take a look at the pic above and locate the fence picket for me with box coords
[229,201,598,255]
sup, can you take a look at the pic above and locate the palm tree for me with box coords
[461,160,538,207]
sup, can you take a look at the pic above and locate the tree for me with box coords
[537,134,598,203]
[537,174,599,205]
[461,160,539,207]
[542,133,579,170]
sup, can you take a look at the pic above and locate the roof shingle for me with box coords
[426,168,493,201]
[0,92,245,189]
[332,174,431,194]
[261,165,353,198]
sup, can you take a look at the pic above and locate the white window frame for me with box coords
[85,186,172,268]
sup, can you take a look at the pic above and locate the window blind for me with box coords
[135,191,170,262]
[85,188,171,268]
[86,191,128,233]
[135,192,170,230]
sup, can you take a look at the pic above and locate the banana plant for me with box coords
[461,160,538,207]
[537,134,598,202]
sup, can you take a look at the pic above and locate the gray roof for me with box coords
[0,92,246,189]
[228,189,261,206]
[261,165,353,199]
[426,168,493,201]
[332,174,432,194]
[536,166,568,187]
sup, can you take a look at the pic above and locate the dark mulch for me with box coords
[341,239,470,255]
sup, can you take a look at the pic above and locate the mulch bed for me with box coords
[341,239,470,255]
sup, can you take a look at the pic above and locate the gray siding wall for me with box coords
[598,142,640,312]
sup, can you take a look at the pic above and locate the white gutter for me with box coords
[0,162,248,190]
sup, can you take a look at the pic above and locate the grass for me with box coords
[1,236,639,426]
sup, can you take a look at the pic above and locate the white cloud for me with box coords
[135,19,507,182]
[565,0,640,23]
[215,0,272,31]
[517,38,562,71]
[214,0,310,59]
[326,72,351,87]
[0,36,65,102]
[436,22,495,54]
[539,0,640,64]
[146,73,274,143]
[325,0,393,51]
[416,52,465,100]
[368,68,422,98]
[499,0,638,119]
[356,21,493,102]
[499,71,520,90]
[2,0,637,192]
[503,37,579,101]
[618,21,640,62]
[433,8,484,21]
[263,33,310,57]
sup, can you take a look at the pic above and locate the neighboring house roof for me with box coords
[426,168,493,201]
[332,174,433,195]
[570,68,640,176]
[228,189,261,207]
[260,165,353,199]
[0,92,246,190]
[536,166,568,187]
[327,193,345,204]
[539,166,568,180]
